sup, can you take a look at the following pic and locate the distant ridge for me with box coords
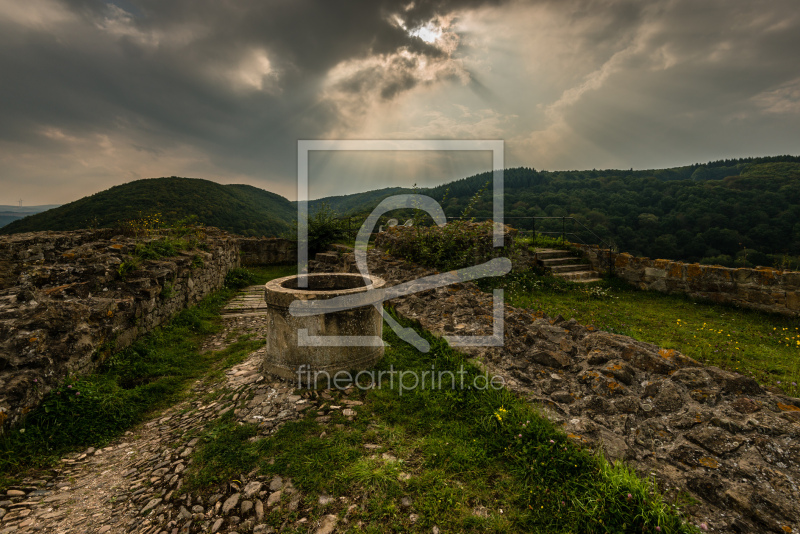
[0,177,295,237]
[0,205,61,228]
[4,155,800,266]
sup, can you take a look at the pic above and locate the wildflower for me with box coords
[656,527,661,532]
[627,493,632,500]
[549,439,555,443]
[68,385,72,388]
[699,523,709,531]
[76,392,80,396]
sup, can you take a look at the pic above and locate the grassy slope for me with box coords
[187,311,697,533]
[480,274,800,397]
[0,178,295,237]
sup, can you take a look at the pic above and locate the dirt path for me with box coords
[0,312,315,534]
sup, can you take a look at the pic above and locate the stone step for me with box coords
[549,264,589,273]
[314,252,339,264]
[539,257,577,266]
[222,286,269,316]
[535,249,574,260]
[554,270,602,282]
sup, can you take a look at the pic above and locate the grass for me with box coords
[0,264,295,480]
[224,265,295,288]
[478,272,800,397]
[516,233,574,251]
[117,230,211,278]
[185,310,698,533]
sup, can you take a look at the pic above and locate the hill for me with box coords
[314,155,800,267]
[0,205,61,228]
[0,178,295,237]
[307,186,412,215]
[6,155,800,266]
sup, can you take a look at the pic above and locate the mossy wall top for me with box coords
[576,244,800,315]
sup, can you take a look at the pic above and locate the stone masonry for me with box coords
[0,228,240,433]
[576,244,800,316]
[237,238,295,267]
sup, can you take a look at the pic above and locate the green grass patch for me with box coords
[186,311,697,533]
[479,272,800,396]
[225,264,296,289]
[516,233,574,251]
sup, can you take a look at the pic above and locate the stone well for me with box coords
[262,273,386,385]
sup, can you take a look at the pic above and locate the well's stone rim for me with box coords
[264,273,386,307]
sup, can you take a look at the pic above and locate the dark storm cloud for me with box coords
[546,0,800,168]
[1,0,799,203]
[0,0,510,199]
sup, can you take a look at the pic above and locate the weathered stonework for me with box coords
[315,247,800,533]
[0,228,240,432]
[262,273,385,383]
[576,244,800,316]
[237,237,296,266]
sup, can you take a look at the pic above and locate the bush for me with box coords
[377,220,513,272]
[304,203,350,256]
[224,268,257,289]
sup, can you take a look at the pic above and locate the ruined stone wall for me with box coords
[353,249,800,533]
[575,244,800,315]
[237,237,296,266]
[0,228,240,432]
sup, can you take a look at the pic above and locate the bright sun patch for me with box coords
[410,23,442,43]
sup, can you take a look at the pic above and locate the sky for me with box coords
[1,0,799,204]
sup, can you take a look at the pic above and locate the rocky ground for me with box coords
[365,250,800,534]
[3,249,800,533]
[0,316,355,534]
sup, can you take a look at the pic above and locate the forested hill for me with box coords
[320,155,800,267]
[6,155,800,267]
[0,177,295,237]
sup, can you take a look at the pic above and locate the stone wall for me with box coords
[237,237,296,266]
[348,249,800,533]
[575,244,800,315]
[0,228,240,432]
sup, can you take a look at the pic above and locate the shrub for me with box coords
[304,203,350,256]
[377,220,515,272]
[224,268,257,289]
